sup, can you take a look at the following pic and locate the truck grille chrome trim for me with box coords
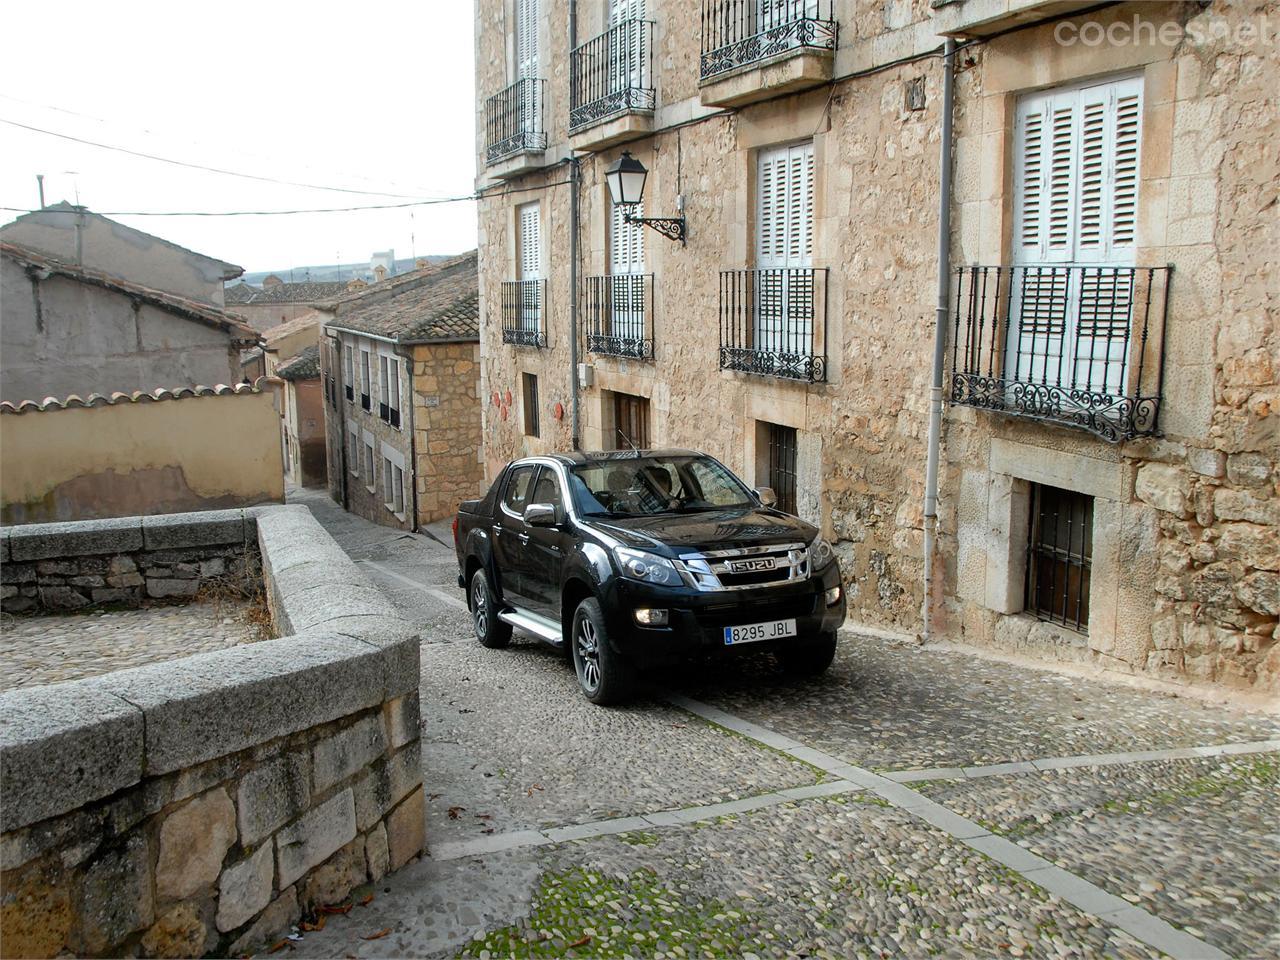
[675,543,810,591]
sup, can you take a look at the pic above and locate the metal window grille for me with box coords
[767,423,798,515]
[570,18,655,132]
[583,274,654,360]
[485,78,548,164]
[502,279,547,348]
[719,268,827,382]
[700,0,838,81]
[522,372,540,437]
[1026,484,1093,632]
[949,264,1172,441]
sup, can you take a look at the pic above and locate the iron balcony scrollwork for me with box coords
[484,78,547,165]
[570,19,655,133]
[700,1,838,81]
[718,267,828,384]
[583,274,654,361]
[949,264,1173,442]
[500,279,547,348]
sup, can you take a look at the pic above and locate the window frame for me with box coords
[1025,483,1094,633]
[522,371,540,438]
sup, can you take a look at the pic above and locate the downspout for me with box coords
[921,38,956,644]
[568,0,582,450]
[395,344,422,532]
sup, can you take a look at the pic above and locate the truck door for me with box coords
[494,464,538,604]
[522,466,569,618]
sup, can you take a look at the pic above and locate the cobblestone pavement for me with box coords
[0,599,265,690]
[286,486,1279,960]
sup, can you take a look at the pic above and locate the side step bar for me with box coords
[498,608,562,644]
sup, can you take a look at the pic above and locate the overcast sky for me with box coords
[0,1,477,276]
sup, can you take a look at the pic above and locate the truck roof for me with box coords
[532,449,704,467]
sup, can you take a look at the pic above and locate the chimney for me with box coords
[415,258,430,270]
[262,274,284,289]
[346,278,367,292]
[373,264,388,282]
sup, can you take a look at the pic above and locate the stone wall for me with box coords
[1,511,260,615]
[412,341,484,524]
[0,507,425,958]
[0,385,285,526]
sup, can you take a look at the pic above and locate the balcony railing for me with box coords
[700,1,838,81]
[485,78,547,165]
[719,267,827,383]
[950,264,1173,442]
[583,274,654,360]
[570,19,655,132]
[501,279,547,348]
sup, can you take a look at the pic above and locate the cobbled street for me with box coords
[285,487,1278,960]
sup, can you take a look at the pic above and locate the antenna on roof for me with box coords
[615,427,641,457]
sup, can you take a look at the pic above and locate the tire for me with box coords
[779,631,838,676]
[571,597,632,705]
[470,567,511,649]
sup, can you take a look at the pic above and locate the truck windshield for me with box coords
[568,455,755,517]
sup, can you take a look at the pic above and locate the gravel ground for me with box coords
[0,599,265,690]
[674,637,1280,772]
[915,754,1280,959]
[285,486,1279,960]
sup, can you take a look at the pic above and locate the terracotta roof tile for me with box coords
[322,251,478,343]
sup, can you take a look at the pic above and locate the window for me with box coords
[379,355,390,420]
[611,392,649,450]
[522,372,540,437]
[755,141,815,355]
[364,439,376,492]
[531,467,563,511]
[608,197,645,341]
[502,464,538,515]
[383,457,394,507]
[344,342,355,402]
[393,465,405,515]
[764,422,798,515]
[1010,74,1143,393]
[387,357,401,428]
[516,0,538,80]
[348,424,360,475]
[1027,484,1093,632]
[518,203,541,281]
[360,349,372,410]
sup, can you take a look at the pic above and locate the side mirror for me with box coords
[755,486,778,508]
[524,502,558,527]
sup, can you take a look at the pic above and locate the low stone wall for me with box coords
[1,511,260,614]
[0,507,425,958]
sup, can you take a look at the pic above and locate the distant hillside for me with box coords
[241,255,451,286]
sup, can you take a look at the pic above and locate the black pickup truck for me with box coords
[453,450,846,704]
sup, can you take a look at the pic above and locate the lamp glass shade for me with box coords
[605,151,648,207]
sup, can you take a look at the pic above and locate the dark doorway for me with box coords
[611,392,650,450]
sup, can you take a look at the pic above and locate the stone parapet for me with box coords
[0,506,424,958]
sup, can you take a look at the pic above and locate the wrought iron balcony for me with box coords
[485,78,547,165]
[570,19,655,133]
[950,264,1173,442]
[501,279,546,348]
[718,267,827,383]
[583,274,654,360]
[700,0,838,81]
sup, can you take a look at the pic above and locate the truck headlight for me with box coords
[808,535,835,569]
[614,547,683,587]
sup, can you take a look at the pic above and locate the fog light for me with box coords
[635,608,669,626]
[824,585,842,606]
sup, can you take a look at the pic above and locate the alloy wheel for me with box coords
[472,574,488,639]
[575,617,601,693]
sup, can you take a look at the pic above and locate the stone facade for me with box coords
[475,0,1278,693]
[411,341,484,524]
[0,507,426,958]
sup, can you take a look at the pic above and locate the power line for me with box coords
[0,116,444,200]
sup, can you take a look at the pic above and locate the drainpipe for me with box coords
[395,344,422,532]
[568,0,582,450]
[921,38,956,644]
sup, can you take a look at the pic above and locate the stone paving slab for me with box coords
[0,600,265,691]
[420,637,819,850]
[674,634,1280,771]
[914,753,1280,959]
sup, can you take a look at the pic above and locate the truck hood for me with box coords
[588,507,815,554]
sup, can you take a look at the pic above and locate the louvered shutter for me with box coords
[516,0,538,79]
[609,200,644,340]
[518,203,541,279]
[756,141,814,354]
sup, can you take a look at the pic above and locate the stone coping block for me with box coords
[141,509,249,550]
[0,684,143,833]
[0,505,421,834]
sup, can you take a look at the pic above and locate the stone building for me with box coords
[0,238,258,403]
[224,277,350,332]
[474,0,1278,693]
[260,312,327,487]
[318,253,483,529]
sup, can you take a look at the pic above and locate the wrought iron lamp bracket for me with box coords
[623,208,686,246]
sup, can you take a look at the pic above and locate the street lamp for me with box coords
[604,151,686,246]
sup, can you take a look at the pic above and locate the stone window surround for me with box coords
[363,430,377,494]
[958,437,1147,655]
[742,390,822,527]
[380,442,407,520]
[347,420,360,476]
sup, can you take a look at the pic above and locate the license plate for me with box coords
[723,618,797,645]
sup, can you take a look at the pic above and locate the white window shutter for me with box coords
[610,200,644,276]
[517,0,538,78]
[518,203,541,280]
[1109,80,1142,257]
[756,142,813,268]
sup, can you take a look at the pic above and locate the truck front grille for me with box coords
[676,542,810,592]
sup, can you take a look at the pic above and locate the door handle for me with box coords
[518,533,530,544]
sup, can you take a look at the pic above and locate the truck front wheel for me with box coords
[571,598,632,706]
[470,568,512,649]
